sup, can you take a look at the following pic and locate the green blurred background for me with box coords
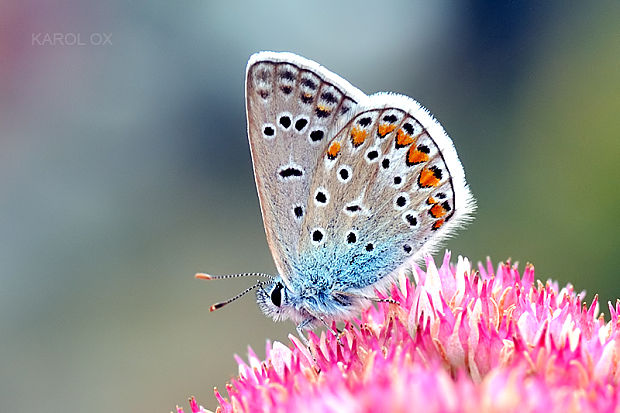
[1,1,619,411]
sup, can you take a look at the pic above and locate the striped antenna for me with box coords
[207,281,266,312]
[195,272,275,281]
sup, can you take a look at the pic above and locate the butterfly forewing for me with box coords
[245,52,364,285]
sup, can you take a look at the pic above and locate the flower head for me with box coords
[181,252,620,412]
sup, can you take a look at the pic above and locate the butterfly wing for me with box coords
[297,93,475,294]
[245,52,365,285]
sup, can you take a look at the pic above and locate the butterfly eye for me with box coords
[270,282,284,307]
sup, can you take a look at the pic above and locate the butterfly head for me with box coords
[196,272,311,324]
[256,276,309,324]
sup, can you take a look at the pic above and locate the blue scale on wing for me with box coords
[291,233,407,297]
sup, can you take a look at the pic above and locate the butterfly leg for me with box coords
[318,317,344,346]
[369,297,400,305]
[296,318,315,348]
[297,318,325,367]
[334,291,400,306]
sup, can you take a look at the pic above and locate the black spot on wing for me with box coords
[315,191,327,203]
[405,214,417,226]
[301,78,317,90]
[310,130,324,142]
[279,116,291,128]
[347,232,356,243]
[358,117,372,127]
[295,118,308,131]
[280,70,295,81]
[294,206,303,218]
[315,107,330,118]
[320,91,337,103]
[279,168,303,178]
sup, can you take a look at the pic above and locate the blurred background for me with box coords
[1,1,619,411]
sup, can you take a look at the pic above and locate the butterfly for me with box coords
[197,51,475,342]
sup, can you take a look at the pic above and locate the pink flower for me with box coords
[175,396,212,413]
[180,252,620,413]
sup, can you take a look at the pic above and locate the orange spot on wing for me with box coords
[418,167,441,188]
[432,219,445,230]
[430,204,447,218]
[350,126,367,147]
[396,129,415,147]
[316,104,331,117]
[327,141,341,159]
[407,146,430,166]
[427,197,437,205]
[378,123,397,137]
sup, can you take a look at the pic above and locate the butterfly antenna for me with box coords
[195,272,275,281]
[208,281,266,312]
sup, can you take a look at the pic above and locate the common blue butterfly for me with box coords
[198,52,475,341]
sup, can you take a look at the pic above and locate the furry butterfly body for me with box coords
[202,52,474,338]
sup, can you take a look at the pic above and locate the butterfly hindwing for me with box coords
[245,52,364,284]
[297,93,474,293]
